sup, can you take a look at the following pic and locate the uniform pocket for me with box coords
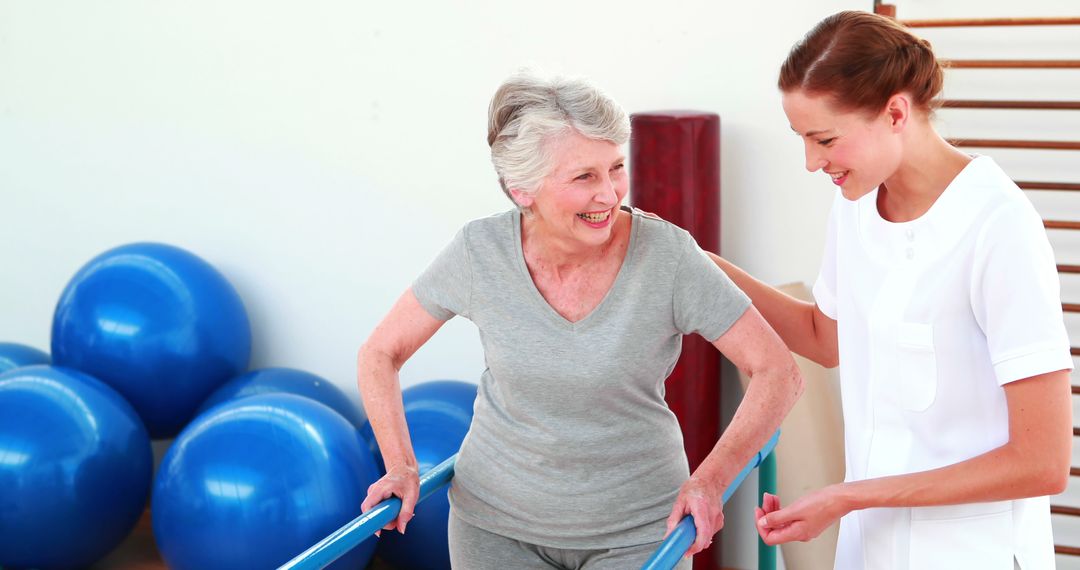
[909,502,1013,570]
[894,322,938,412]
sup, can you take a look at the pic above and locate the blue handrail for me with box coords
[277,454,457,570]
[279,430,779,570]
[639,430,780,570]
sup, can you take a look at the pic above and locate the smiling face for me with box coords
[782,89,905,201]
[511,129,628,249]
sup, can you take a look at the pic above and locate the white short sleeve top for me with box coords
[813,156,1072,570]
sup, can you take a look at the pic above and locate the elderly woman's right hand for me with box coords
[361,464,420,535]
[665,472,725,558]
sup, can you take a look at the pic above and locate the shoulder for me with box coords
[625,208,720,281]
[458,209,516,243]
[958,158,1048,260]
[627,207,695,251]
[965,157,1041,233]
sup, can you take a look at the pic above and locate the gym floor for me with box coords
[90,510,163,570]
[89,509,398,570]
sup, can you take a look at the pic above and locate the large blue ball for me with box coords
[197,367,366,429]
[51,242,251,438]
[0,365,153,570]
[152,393,381,570]
[0,342,50,374]
[373,380,477,570]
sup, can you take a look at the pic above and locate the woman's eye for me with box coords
[575,173,592,181]
[612,163,625,172]
[818,138,836,147]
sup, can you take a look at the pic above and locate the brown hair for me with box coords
[778,11,944,115]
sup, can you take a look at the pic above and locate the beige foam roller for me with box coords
[736,282,845,570]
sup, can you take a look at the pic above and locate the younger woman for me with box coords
[711,11,1073,569]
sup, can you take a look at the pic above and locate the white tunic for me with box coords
[813,156,1073,570]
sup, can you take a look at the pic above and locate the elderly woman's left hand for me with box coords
[664,474,725,557]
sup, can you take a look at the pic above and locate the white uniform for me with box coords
[813,156,1073,570]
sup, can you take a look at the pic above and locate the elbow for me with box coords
[1004,440,1070,496]
[356,341,390,380]
[1040,443,1072,496]
[1024,453,1071,496]
[356,342,373,390]
[357,341,376,374]
[806,347,838,369]
[356,341,401,388]
[816,342,840,369]
[1040,465,1070,496]
[787,361,807,405]
[817,352,840,370]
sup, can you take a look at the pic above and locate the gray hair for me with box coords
[487,71,631,204]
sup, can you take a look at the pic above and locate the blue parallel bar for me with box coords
[277,454,458,570]
[640,430,781,570]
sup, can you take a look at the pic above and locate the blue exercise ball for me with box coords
[0,365,153,570]
[0,342,50,374]
[51,242,251,438]
[373,380,477,570]
[152,393,381,570]
[197,367,366,429]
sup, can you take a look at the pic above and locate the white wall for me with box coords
[1,4,856,566]
[3,1,1079,568]
[0,0,858,392]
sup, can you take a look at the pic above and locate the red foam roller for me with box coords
[630,111,721,570]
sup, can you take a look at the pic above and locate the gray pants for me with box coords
[448,510,693,570]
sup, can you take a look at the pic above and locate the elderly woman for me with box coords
[358,71,803,569]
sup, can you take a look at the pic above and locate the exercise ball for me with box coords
[0,342,50,374]
[374,380,477,570]
[152,393,380,570]
[197,367,365,429]
[51,242,251,438]
[0,365,153,570]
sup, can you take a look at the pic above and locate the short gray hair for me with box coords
[487,71,630,203]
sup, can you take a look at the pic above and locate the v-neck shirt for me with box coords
[412,206,750,548]
[514,209,634,328]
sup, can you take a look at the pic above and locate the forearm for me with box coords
[695,359,803,492]
[843,442,1068,513]
[707,252,835,367]
[844,371,1072,511]
[357,344,417,472]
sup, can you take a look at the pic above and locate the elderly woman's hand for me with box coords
[664,474,725,557]
[360,464,420,536]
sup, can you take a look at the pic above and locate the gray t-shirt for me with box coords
[412,206,751,549]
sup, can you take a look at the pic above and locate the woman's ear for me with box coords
[884,93,911,132]
[509,188,534,209]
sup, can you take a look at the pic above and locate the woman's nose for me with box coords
[596,176,619,205]
[804,146,826,173]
